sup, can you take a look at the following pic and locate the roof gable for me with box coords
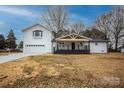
[22,23,49,32]
[55,33,92,41]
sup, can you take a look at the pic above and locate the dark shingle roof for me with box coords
[90,39,109,42]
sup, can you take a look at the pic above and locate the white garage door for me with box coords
[25,45,46,54]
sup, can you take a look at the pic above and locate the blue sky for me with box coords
[0,5,116,43]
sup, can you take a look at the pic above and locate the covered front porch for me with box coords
[53,33,92,54]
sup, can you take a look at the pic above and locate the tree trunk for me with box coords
[115,37,118,51]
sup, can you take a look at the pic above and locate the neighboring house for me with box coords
[121,47,124,53]
[119,46,124,53]
[22,23,109,54]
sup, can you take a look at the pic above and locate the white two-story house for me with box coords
[22,23,109,54]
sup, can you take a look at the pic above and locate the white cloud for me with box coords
[0,21,5,27]
[0,6,36,17]
[0,21,4,25]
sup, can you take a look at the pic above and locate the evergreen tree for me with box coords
[18,41,23,49]
[6,29,17,49]
[0,34,6,49]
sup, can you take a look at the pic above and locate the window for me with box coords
[33,30,43,38]
[80,42,84,47]
[78,45,80,49]
[62,44,64,47]
[84,45,88,50]
[59,42,64,47]
[95,42,98,45]
[62,43,64,47]
[35,32,40,36]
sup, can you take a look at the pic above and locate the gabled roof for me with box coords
[22,23,49,32]
[55,33,92,42]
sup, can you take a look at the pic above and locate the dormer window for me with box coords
[33,30,43,38]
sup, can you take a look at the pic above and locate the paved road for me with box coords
[0,53,31,64]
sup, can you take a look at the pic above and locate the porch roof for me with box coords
[55,39,90,42]
[55,33,92,42]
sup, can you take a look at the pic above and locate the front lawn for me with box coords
[0,53,124,87]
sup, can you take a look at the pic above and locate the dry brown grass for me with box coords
[0,52,9,56]
[0,53,124,87]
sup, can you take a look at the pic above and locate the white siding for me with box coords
[23,25,52,54]
[75,42,88,50]
[57,42,71,50]
[121,48,124,53]
[90,42,107,53]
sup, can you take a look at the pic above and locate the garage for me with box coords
[23,24,52,54]
[24,44,46,54]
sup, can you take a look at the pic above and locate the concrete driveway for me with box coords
[0,53,30,64]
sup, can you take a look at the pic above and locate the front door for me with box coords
[72,42,75,50]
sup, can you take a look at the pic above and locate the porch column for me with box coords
[88,41,90,52]
[57,42,58,50]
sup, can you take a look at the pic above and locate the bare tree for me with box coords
[71,22,85,34]
[110,7,124,50]
[94,7,124,51]
[83,28,107,40]
[93,13,111,39]
[42,6,68,34]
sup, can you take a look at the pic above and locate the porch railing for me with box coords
[54,49,90,54]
